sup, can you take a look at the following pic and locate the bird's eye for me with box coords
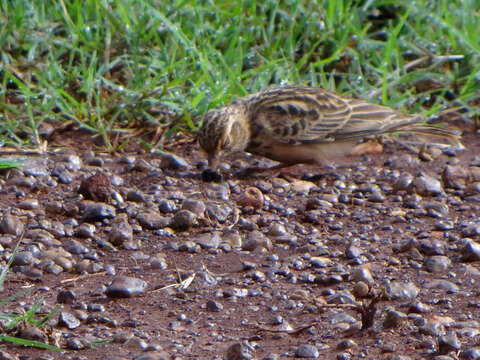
[222,137,231,150]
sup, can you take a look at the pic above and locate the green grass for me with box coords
[0,0,479,150]
[0,238,63,351]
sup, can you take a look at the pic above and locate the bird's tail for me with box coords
[397,123,463,148]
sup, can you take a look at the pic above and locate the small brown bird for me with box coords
[198,85,460,171]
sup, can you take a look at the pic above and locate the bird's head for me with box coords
[198,105,250,169]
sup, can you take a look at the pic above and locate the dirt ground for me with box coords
[1,120,480,360]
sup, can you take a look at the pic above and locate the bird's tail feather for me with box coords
[396,123,463,147]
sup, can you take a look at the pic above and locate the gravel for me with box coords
[0,129,479,359]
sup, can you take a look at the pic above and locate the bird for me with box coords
[198,85,460,172]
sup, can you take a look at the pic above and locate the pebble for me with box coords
[106,276,148,298]
[81,202,116,222]
[236,186,264,209]
[0,214,24,235]
[136,211,170,230]
[413,173,444,196]
[57,290,76,304]
[386,281,419,300]
[181,199,206,216]
[295,344,319,358]
[170,209,196,229]
[225,342,254,360]
[424,256,452,272]
[194,231,221,249]
[58,312,81,329]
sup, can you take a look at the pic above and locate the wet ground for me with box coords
[0,122,480,360]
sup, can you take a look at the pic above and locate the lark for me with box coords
[198,85,460,171]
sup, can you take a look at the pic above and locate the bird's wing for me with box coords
[250,86,419,145]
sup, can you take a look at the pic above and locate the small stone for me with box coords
[337,339,357,350]
[159,152,189,169]
[460,347,480,359]
[137,211,170,230]
[438,330,461,354]
[17,199,39,210]
[386,281,419,300]
[126,189,145,203]
[11,251,33,266]
[350,265,374,285]
[0,214,24,236]
[123,336,148,351]
[109,214,133,246]
[236,187,264,209]
[352,282,370,298]
[170,209,196,230]
[426,279,459,293]
[226,342,254,360]
[383,307,408,329]
[291,180,316,194]
[106,276,148,298]
[461,239,480,262]
[442,165,469,189]
[66,337,85,350]
[394,172,413,191]
[206,300,223,312]
[205,202,233,223]
[181,199,206,216]
[81,202,116,222]
[63,239,89,255]
[75,223,96,238]
[57,290,76,304]
[242,231,272,251]
[424,256,451,272]
[58,312,81,329]
[295,344,319,358]
[412,173,444,196]
[78,172,111,202]
[194,231,221,249]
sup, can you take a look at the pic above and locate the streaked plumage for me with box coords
[198,85,460,170]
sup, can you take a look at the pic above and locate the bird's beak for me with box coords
[208,153,219,171]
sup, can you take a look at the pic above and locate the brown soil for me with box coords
[1,121,480,360]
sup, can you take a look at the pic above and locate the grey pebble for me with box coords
[426,279,459,293]
[81,202,116,222]
[0,213,24,236]
[424,256,451,272]
[205,202,233,223]
[159,152,189,169]
[106,276,148,298]
[181,199,205,216]
[136,210,170,230]
[64,239,89,255]
[11,251,33,266]
[126,189,145,203]
[226,342,254,360]
[438,330,461,354]
[206,299,223,312]
[413,173,444,196]
[57,290,76,304]
[295,343,319,358]
[460,348,480,359]
[66,337,85,350]
[58,311,81,329]
[194,231,221,249]
[461,239,480,262]
[109,215,133,246]
[170,209,196,229]
[75,223,96,238]
[51,165,73,184]
[17,198,39,210]
[386,280,419,300]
